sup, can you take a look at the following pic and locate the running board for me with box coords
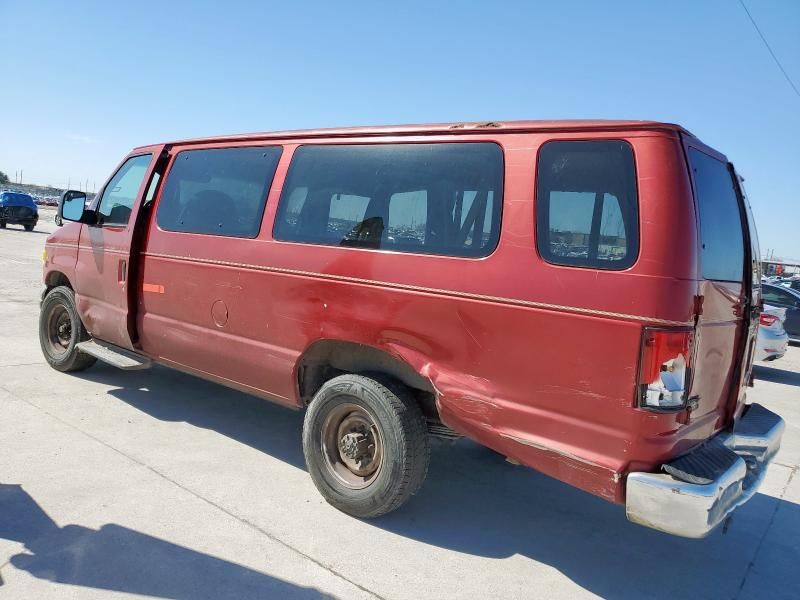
[75,340,152,370]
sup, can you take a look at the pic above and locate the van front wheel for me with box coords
[302,374,430,518]
[39,286,97,372]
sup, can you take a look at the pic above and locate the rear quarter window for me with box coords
[536,140,639,270]
[688,148,745,282]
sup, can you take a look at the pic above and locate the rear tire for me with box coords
[303,374,430,518]
[39,286,97,372]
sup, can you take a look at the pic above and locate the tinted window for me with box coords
[536,140,638,269]
[739,178,762,288]
[763,285,799,307]
[273,143,503,257]
[157,146,282,238]
[97,154,152,226]
[688,148,745,282]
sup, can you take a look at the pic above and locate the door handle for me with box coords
[118,259,127,283]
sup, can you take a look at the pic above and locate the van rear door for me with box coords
[685,144,756,429]
[732,171,763,397]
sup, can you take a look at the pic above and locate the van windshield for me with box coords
[688,148,745,282]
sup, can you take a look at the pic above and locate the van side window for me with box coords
[144,171,161,204]
[156,146,282,238]
[688,148,745,282]
[273,143,503,257]
[96,154,152,226]
[388,191,428,246]
[536,140,638,270]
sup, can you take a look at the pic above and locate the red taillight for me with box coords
[759,313,779,327]
[638,327,694,409]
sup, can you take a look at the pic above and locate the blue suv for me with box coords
[0,190,39,231]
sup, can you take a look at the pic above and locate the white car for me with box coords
[755,305,789,362]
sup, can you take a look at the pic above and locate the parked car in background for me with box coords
[755,305,788,361]
[0,190,39,231]
[762,283,800,342]
[786,279,800,293]
[775,277,800,289]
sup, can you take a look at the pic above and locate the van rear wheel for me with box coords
[39,286,97,372]
[302,374,430,518]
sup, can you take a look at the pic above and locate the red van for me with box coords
[41,120,784,537]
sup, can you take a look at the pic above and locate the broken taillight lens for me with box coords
[759,313,779,327]
[638,327,694,410]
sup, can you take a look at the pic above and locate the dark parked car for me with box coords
[762,283,800,343]
[0,191,39,231]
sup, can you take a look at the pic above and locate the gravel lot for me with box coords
[1,211,798,599]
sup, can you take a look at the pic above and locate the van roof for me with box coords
[141,120,693,149]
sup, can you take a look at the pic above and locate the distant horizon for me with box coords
[1,178,97,196]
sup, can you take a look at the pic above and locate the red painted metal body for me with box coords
[44,121,754,504]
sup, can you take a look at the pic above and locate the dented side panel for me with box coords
[123,130,702,504]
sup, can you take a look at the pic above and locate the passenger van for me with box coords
[42,120,784,537]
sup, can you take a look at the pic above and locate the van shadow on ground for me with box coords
[78,363,800,600]
[82,363,307,469]
[0,484,332,599]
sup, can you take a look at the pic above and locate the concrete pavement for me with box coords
[1,211,798,599]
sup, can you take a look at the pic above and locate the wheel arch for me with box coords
[296,339,439,420]
[44,270,74,292]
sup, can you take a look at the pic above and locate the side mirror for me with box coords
[59,190,94,224]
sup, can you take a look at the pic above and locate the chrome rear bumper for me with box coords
[626,403,784,538]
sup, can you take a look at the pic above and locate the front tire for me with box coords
[39,286,97,372]
[303,374,430,518]
[24,223,35,232]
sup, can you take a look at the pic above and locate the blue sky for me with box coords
[2,0,798,258]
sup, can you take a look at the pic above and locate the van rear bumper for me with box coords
[625,403,784,538]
